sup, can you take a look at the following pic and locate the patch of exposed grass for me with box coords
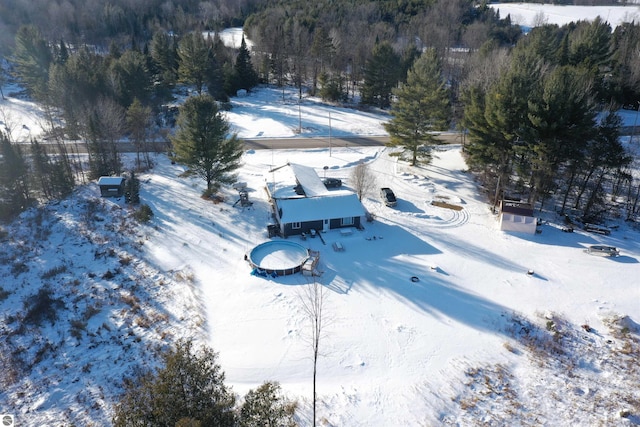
[431,200,464,211]
[41,264,68,279]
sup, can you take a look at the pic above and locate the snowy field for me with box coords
[489,2,640,31]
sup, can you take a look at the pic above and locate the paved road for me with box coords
[243,133,465,150]
[37,133,465,153]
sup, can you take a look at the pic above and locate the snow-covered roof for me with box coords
[289,163,329,197]
[276,193,365,223]
[97,176,125,186]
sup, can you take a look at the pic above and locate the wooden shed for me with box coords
[98,176,126,198]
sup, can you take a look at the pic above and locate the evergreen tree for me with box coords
[11,25,52,101]
[150,32,179,100]
[610,22,640,106]
[573,112,630,220]
[126,98,153,170]
[113,340,236,427]
[56,38,69,65]
[125,171,140,204]
[462,49,544,208]
[29,139,75,201]
[108,50,151,107]
[384,49,450,166]
[234,35,259,92]
[170,94,243,195]
[82,97,124,179]
[568,17,611,69]
[48,155,75,200]
[206,34,228,101]
[524,65,597,206]
[177,32,211,94]
[239,382,297,427]
[0,135,31,221]
[30,138,54,199]
[318,72,345,103]
[49,47,108,139]
[361,41,401,109]
[310,27,335,95]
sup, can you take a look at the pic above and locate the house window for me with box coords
[292,222,301,229]
[340,217,354,226]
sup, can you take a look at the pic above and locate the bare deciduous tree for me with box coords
[299,279,329,427]
[350,162,376,202]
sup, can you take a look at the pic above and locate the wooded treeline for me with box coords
[0,0,639,224]
[462,17,640,224]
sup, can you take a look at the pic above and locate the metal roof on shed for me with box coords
[98,176,125,186]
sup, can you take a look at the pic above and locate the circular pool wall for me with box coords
[248,240,309,276]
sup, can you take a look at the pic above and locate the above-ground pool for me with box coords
[248,240,309,276]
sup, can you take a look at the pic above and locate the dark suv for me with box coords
[380,187,397,207]
[323,178,342,188]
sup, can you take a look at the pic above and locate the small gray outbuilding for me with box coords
[98,176,126,198]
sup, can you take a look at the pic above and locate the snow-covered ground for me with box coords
[1,5,640,423]
[1,84,639,425]
[489,2,640,31]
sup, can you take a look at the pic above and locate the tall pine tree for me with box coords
[384,49,450,166]
[177,32,211,95]
[12,25,52,102]
[170,94,243,195]
[361,41,401,109]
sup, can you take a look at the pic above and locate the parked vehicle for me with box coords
[323,178,342,188]
[585,245,619,257]
[380,187,397,207]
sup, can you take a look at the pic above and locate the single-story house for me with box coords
[499,200,537,234]
[98,176,126,198]
[267,163,366,237]
[273,192,366,237]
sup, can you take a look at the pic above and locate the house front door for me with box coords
[323,219,329,232]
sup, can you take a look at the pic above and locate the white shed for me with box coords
[499,201,537,235]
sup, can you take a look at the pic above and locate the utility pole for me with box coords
[328,111,332,157]
[632,101,640,144]
[298,96,302,134]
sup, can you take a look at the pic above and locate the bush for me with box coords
[23,288,64,326]
[41,264,68,279]
[134,204,154,223]
[239,381,297,427]
[0,286,9,302]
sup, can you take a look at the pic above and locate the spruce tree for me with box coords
[384,49,450,166]
[234,35,258,92]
